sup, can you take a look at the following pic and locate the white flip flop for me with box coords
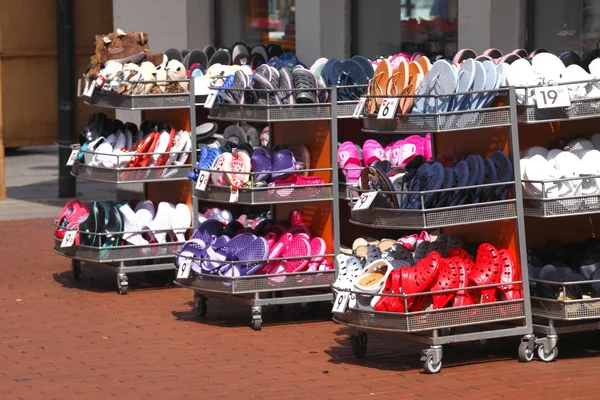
[532,52,565,83]
[119,203,148,245]
[169,203,192,242]
[507,59,540,104]
[553,151,582,196]
[524,154,560,198]
[580,150,600,195]
[546,149,562,163]
[135,200,156,235]
[526,146,549,158]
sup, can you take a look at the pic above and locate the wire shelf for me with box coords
[350,200,516,229]
[176,270,334,294]
[53,236,183,263]
[334,300,525,333]
[530,297,600,320]
[84,91,196,110]
[210,103,333,122]
[72,161,191,183]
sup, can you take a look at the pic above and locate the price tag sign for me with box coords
[195,170,211,191]
[229,188,239,203]
[83,80,95,97]
[352,191,378,211]
[203,89,218,109]
[177,259,192,279]
[60,231,77,248]
[352,97,367,119]
[332,292,350,314]
[377,98,399,119]
[66,149,79,166]
[535,86,571,109]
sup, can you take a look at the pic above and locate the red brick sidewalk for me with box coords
[2,218,600,399]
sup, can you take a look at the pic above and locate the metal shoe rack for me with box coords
[174,86,356,330]
[333,87,536,373]
[52,79,200,294]
[517,80,600,362]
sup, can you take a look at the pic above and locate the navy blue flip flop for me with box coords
[434,167,454,208]
[481,157,498,202]
[449,160,470,206]
[463,155,481,204]
[492,150,513,200]
[351,55,374,79]
[404,163,433,209]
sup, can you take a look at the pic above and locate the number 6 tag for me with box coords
[177,259,192,279]
[377,98,399,119]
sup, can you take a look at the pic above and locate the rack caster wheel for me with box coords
[71,260,81,281]
[420,345,443,374]
[472,339,492,352]
[350,332,368,358]
[251,306,262,331]
[194,294,207,318]
[117,273,128,295]
[537,344,558,362]
[423,357,442,374]
[518,341,534,363]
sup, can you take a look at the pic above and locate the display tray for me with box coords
[334,300,525,333]
[72,161,191,183]
[209,103,333,122]
[360,90,511,133]
[84,91,199,110]
[530,296,600,321]
[175,270,335,294]
[517,96,600,124]
[350,200,517,229]
[195,183,333,205]
[339,183,360,201]
[54,237,183,263]
[523,195,600,218]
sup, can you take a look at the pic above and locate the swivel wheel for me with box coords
[194,293,208,318]
[350,332,368,358]
[537,344,558,362]
[251,306,262,331]
[472,339,492,352]
[71,260,81,281]
[518,341,534,362]
[117,273,128,295]
[423,357,442,374]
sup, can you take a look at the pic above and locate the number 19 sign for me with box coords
[535,86,571,109]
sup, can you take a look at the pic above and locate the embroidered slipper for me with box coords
[211,152,233,187]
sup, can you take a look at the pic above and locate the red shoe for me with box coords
[469,244,502,303]
[373,270,403,311]
[452,256,476,307]
[412,257,460,311]
[401,251,441,310]
[498,249,522,300]
[446,248,474,276]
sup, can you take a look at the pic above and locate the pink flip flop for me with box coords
[212,152,233,187]
[362,139,386,166]
[338,141,362,184]
[283,234,311,273]
[258,232,293,274]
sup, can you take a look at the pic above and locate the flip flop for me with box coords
[492,151,514,200]
[452,59,476,111]
[79,201,105,247]
[434,167,454,208]
[453,49,477,65]
[370,59,392,111]
[359,166,398,208]
[449,160,470,206]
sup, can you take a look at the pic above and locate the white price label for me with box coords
[332,292,350,314]
[195,170,211,191]
[352,97,367,119]
[377,98,399,119]
[83,80,95,97]
[177,259,192,279]
[352,191,378,211]
[203,89,218,109]
[66,149,79,166]
[535,86,571,109]
[229,188,239,203]
[60,231,77,248]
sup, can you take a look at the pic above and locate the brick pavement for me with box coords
[2,218,600,399]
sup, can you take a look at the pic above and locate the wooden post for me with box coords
[0,54,5,200]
